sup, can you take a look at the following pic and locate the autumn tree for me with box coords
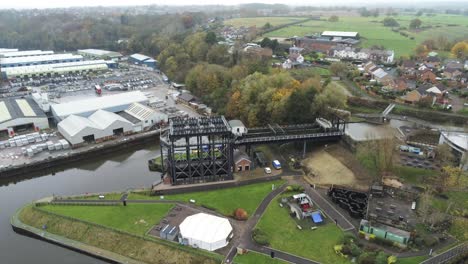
[329,62,348,77]
[357,136,397,181]
[451,41,468,58]
[435,144,456,166]
[409,18,422,29]
[418,191,432,224]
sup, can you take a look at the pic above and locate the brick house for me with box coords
[234,150,251,172]
[419,69,437,83]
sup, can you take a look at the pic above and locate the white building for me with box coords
[179,213,233,251]
[332,47,394,64]
[51,91,148,121]
[439,131,468,171]
[58,110,133,146]
[228,120,247,137]
[119,103,168,132]
[0,98,49,137]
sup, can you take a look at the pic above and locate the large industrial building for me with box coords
[77,49,122,61]
[58,109,133,146]
[179,213,233,251]
[118,102,167,132]
[321,31,360,40]
[128,53,158,69]
[0,53,83,68]
[0,48,19,55]
[0,50,54,58]
[0,98,49,137]
[1,60,108,79]
[51,91,148,121]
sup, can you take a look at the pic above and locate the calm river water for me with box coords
[0,144,161,264]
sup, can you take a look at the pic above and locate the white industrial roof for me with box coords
[78,49,122,57]
[322,31,359,37]
[0,101,12,123]
[16,99,36,116]
[179,213,232,243]
[125,102,156,121]
[58,115,99,136]
[0,50,54,58]
[1,60,108,76]
[0,48,19,54]
[51,91,148,118]
[130,53,152,61]
[0,54,82,65]
[88,109,132,129]
[372,68,388,79]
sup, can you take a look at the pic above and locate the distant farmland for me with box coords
[224,16,307,28]
[260,14,468,57]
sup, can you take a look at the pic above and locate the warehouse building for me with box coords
[58,109,133,147]
[0,48,19,54]
[1,60,108,80]
[0,54,83,68]
[51,91,148,121]
[0,98,49,138]
[77,49,122,61]
[0,50,54,58]
[119,102,168,132]
[128,53,158,69]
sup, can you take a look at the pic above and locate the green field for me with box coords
[129,180,285,217]
[40,203,173,235]
[224,17,307,28]
[431,191,468,213]
[393,166,439,186]
[255,194,348,264]
[264,15,468,57]
[19,205,220,264]
[233,251,288,264]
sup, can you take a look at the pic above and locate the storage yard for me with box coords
[0,48,204,174]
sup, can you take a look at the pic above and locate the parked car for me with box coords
[264,167,272,174]
[272,160,282,170]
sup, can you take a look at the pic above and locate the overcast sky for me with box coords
[2,0,467,9]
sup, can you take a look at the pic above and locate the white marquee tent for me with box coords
[179,213,233,251]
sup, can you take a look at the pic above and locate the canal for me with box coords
[0,143,161,264]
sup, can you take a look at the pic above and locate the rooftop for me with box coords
[1,60,108,75]
[0,50,54,58]
[0,98,46,124]
[321,31,359,38]
[441,131,468,152]
[51,91,148,118]
[78,49,122,58]
[179,213,232,243]
[0,54,82,65]
[124,102,157,121]
[130,53,153,61]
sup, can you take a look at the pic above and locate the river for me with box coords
[0,143,161,264]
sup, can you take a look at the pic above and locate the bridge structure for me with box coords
[356,103,396,124]
[160,115,346,185]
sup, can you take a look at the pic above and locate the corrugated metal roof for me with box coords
[0,50,54,58]
[16,99,36,117]
[51,91,148,118]
[0,98,45,124]
[0,54,82,65]
[88,109,132,129]
[1,60,108,77]
[124,102,155,121]
[78,49,122,58]
[0,48,19,54]
[130,53,152,62]
[0,101,12,123]
[58,115,99,136]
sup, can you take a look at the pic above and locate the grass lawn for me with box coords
[449,217,468,241]
[264,14,468,57]
[224,17,307,28]
[72,193,123,200]
[233,251,288,264]
[397,255,428,264]
[392,166,438,186]
[40,203,173,235]
[129,180,285,217]
[19,205,220,264]
[256,194,348,264]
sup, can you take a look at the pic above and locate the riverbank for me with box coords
[12,203,222,264]
[0,129,162,179]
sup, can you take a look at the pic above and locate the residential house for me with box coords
[419,69,437,83]
[401,90,422,104]
[331,47,394,63]
[424,56,441,68]
[400,60,416,75]
[443,67,463,80]
[283,46,305,69]
[445,61,464,71]
[391,78,409,92]
[371,68,393,85]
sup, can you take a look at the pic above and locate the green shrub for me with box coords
[375,251,389,264]
[423,235,438,247]
[358,252,376,264]
[341,233,357,244]
[252,228,269,246]
[350,243,363,257]
[285,184,304,192]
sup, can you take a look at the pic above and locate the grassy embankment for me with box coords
[19,204,221,264]
[129,179,286,217]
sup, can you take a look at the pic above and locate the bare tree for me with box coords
[418,191,432,224]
